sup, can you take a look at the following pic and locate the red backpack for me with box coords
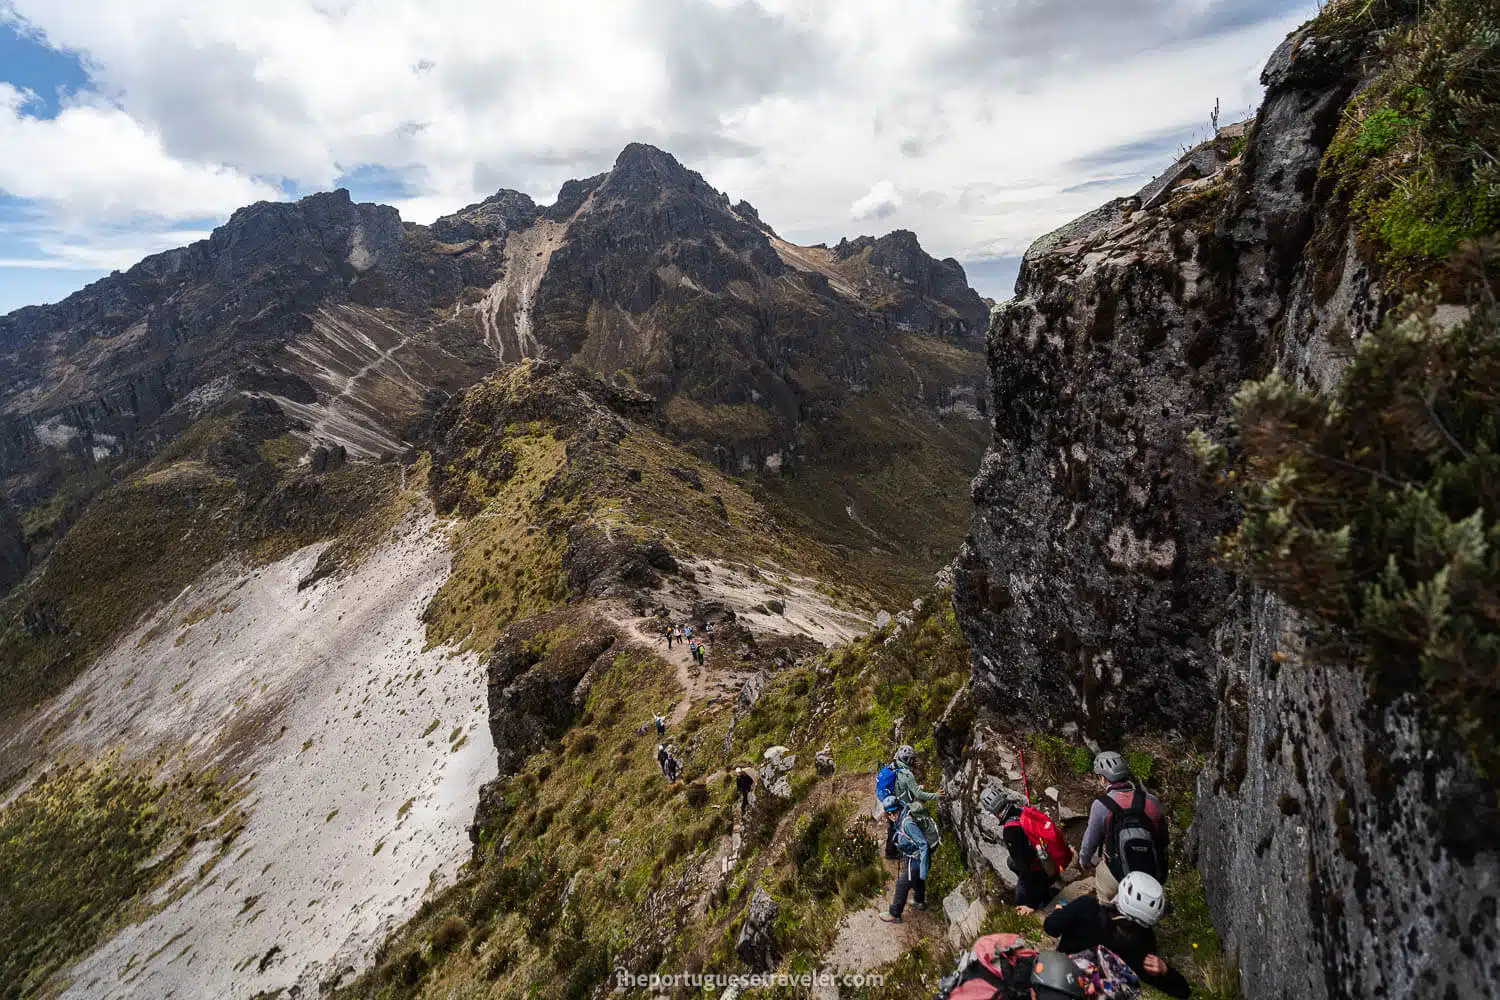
[938,933,1039,1000]
[1009,806,1075,877]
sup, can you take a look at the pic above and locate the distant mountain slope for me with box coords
[0,143,988,598]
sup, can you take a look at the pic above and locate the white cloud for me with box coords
[0,0,1318,300]
[849,180,902,222]
[0,85,281,222]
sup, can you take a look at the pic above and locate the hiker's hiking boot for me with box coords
[878,913,902,924]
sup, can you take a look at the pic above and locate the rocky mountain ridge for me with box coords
[0,143,985,511]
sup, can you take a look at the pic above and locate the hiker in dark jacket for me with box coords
[1078,750,1167,904]
[735,767,754,813]
[878,796,929,923]
[1042,872,1190,999]
[980,786,1060,912]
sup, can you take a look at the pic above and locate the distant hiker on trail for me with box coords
[666,753,682,784]
[705,621,714,643]
[1043,872,1189,998]
[980,786,1069,912]
[653,712,667,736]
[735,767,754,813]
[666,627,676,649]
[1078,751,1167,905]
[879,795,929,924]
[657,743,671,778]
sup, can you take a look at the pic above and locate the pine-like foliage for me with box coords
[1194,253,1500,778]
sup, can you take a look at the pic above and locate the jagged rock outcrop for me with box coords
[953,26,1377,737]
[1,143,987,588]
[952,20,1498,1000]
[1194,587,1499,1000]
[735,886,780,971]
[484,609,619,775]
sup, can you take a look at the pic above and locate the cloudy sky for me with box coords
[0,0,1314,312]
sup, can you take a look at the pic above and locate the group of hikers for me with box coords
[656,740,683,783]
[664,620,713,665]
[651,714,757,817]
[876,746,1190,1000]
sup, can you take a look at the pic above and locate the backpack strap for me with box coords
[1128,780,1146,817]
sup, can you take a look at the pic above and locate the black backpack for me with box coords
[1098,782,1163,881]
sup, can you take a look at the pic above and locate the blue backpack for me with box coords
[876,764,896,803]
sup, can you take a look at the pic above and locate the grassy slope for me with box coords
[0,415,414,727]
[0,758,246,1000]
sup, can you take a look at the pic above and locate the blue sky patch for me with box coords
[0,20,90,118]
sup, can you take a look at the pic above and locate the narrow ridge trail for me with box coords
[614,607,750,725]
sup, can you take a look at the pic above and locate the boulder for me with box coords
[760,746,796,799]
[308,442,347,473]
[737,670,767,713]
[692,598,737,625]
[668,466,704,490]
[943,884,988,951]
[735,886,780,971]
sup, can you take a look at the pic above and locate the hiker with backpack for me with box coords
[877,745,942,859]
[979,786,1072,912]
[1078,751,1167,905]
[934,934,1103,1000]
[878,795,930,923]
[1042,872,1190,998]
[653,712,667,737]
[735,766,754,813]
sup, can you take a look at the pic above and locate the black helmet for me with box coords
[979,785,1022,822]
[1031,951,1087,999]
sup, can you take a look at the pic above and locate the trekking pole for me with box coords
[1018,747,1032,805]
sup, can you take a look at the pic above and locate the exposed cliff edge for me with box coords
[952,7,1499,1000]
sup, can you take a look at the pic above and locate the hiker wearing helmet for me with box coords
[892,744,943,807]
[1042,872,1190,998]
[881,744,942,860]
[1030,950,1089,1000]
[980,785,1065,912]
[878,794,929,923]
[1078,750,1167,904]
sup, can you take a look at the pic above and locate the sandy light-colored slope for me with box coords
[1,507,495,1000]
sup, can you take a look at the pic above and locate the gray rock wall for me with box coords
[952,22,1500,1000]
[1193,587,1500,1000]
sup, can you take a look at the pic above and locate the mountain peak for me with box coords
[603,142,724,205]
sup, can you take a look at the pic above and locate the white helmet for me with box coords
[1115,872,1166,927]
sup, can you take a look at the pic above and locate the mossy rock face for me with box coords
[486,609,621,775]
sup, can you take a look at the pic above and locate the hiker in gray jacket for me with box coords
[1079,751,1168,904]
[891,745,942,807]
